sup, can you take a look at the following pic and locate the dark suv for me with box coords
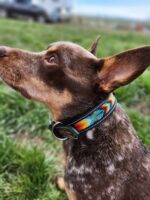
[0,0,70,22]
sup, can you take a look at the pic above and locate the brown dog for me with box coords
[0,39,150,200]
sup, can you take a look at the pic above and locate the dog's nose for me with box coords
[0,47,7,57]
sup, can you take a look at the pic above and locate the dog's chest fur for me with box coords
[64,104,150,200]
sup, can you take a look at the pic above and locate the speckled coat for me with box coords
[64,104,150,200]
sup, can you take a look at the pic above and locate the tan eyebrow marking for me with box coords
[48,46,58,53]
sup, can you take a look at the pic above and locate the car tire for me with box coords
[0,9,7,18]
[35,15,46,23]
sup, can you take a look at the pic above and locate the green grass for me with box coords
[0,18,150,199]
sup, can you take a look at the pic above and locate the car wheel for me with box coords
[36,15,46,23]
[0,9,7,18]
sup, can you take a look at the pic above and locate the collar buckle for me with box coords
[49,122,79,141]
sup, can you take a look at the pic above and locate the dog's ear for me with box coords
[97,46,150,93]
[89,36,101,55]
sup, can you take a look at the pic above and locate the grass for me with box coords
[0,18,150,199]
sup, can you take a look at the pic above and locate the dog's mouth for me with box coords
[11,85,31,99]
[19,88,31,99]
[0,70,31,99]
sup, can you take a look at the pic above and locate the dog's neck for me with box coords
[63,103,145,167]
[54,93,145,162]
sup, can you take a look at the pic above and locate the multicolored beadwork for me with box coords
[73,94,116,132]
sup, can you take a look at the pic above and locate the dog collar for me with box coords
[49,93,117,141]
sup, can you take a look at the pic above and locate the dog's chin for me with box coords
[9,84,31,99]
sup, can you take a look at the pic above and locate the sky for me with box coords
[75,0,150,21]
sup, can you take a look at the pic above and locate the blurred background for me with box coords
[0,1,150,200]
[0,0,150,31]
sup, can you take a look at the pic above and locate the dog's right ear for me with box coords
[96,46,150,93]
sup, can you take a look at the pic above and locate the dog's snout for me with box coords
[0,47,7,57]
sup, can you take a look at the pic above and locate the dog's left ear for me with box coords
[96,46,150,93]
[89,36,100,55]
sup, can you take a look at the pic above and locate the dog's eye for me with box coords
[45,53,58,67]
[49,55,56,64]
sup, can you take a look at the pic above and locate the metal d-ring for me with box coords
[51,122,79,141]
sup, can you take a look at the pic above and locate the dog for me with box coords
[0,38,150,200]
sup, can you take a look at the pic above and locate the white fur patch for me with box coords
[115,112,122,122]
[86,129,95,140]
[107,185,115,194]
[69,183,74,190]
[107,163,115,175]
[142,163,150,172]
[117,155,124,161]
[127,143,134,151]
[68,164,93,176]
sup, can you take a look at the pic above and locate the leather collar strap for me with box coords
[49,93,117,141]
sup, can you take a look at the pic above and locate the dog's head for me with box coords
[0,39,149,120]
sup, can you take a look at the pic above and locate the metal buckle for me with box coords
[50,122,79,141]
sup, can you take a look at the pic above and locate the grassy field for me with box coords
[0,19,150,200]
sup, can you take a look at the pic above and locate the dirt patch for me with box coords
[12,131,46,148]
[133,102,150,116]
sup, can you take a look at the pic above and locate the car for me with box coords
[0,0,71,22]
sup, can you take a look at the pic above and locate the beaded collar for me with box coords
[49,93,117,141]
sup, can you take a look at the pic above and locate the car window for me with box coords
[33,0,43,6]
[15,0,31,4]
